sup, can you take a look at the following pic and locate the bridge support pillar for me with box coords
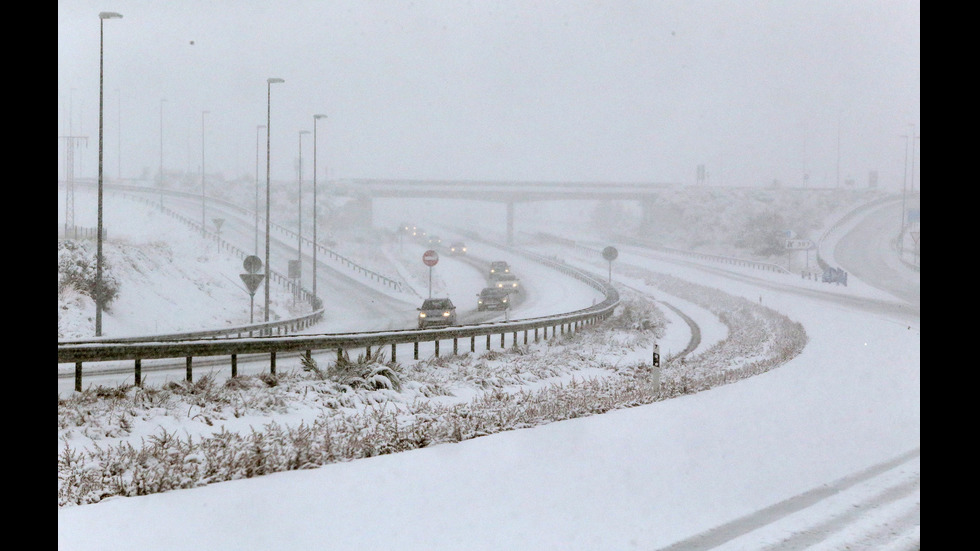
[507,200,515,245]
[364,197,374,227]
[640,197,658,227]
[353,195,374,228]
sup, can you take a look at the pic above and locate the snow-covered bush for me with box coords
[58,240,120,308]
[327,351,403,392]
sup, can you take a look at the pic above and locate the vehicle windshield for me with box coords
[422,299,453,309]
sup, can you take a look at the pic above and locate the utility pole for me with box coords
[836,115,841,189]
[900,127,912,256]
[60,135,89,238]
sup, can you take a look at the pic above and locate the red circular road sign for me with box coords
[422,249,439,267]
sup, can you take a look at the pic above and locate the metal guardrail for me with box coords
[59,308,325,345]
[58,246,620,391]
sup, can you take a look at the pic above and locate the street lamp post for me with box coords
[313,114,327,306]
[255,124,265,255]
[116,89,121,182]
[201,110,210,237]
[159,99,166,206]
[297,129,310,304]
[264,78,284,324]
[96,11,122,337]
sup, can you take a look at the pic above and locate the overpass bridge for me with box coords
[332,179,679,244]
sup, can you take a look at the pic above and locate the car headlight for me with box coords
[419,312,426,318]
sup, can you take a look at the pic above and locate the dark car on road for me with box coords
[492,273,520,293]
[477,287,510,311]
[417,297,457,329]
[489,260,511,277]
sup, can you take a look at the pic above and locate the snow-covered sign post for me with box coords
[785,238,813,272]
[240,255,264,324]
[423,249,439,298]
[602,245,618,284]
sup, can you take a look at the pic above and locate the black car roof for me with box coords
[481,287,508,295]
[421,298,454,308]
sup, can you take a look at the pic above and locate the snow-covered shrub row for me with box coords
[57,284,804,507]
[619,266,808,394]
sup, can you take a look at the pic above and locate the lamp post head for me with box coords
[99,11,123,19]
[314,114,328,120]
[267,77,285,84]
[300,130,310,135]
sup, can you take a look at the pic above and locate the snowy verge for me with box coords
[58,271,805,507]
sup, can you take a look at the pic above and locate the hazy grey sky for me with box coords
[58,0,920,190]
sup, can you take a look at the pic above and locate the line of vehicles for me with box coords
[398,222,467,257]
[417,259,522,329]
[400,224,522,329]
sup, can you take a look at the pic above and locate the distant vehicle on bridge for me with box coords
[449,242,467,255]
[427,235,442,247]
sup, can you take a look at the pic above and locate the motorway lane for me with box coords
[832,201,920,313]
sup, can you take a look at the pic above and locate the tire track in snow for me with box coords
[656,448,920,551]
